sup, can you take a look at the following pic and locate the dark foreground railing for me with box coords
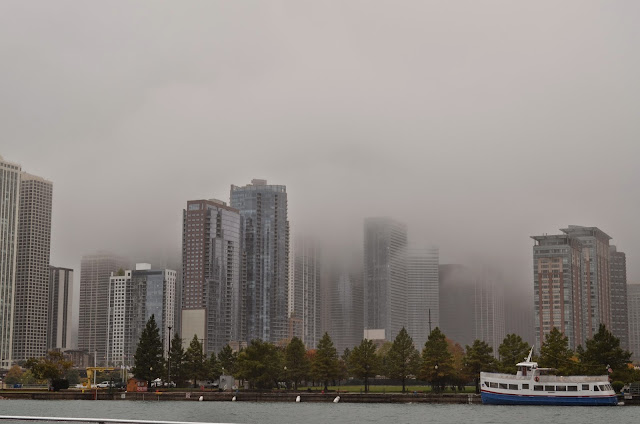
[0,417,237,424]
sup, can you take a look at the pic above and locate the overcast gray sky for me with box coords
[2,1,639,287]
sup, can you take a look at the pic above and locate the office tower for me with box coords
[107,264,176,366]
[13,172,53,361]
[628,284,640,362]
[532,225,612,350]
[407,248,439,349]
[439,264,475,348]
[474,269,505,355]
[290,236,321,349]
[324,266,364,355]
[0,156,20,368]
[182,199,241,354]
[504,285,535,346]
[78,253,128,366]
[48,266,74,350]
[230,180,289,344]
[363,217,407,342]
[609,246,629,351]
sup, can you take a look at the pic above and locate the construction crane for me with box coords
[80,367,115,389]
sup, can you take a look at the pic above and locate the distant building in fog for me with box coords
[628,284,640,363]
[407,248,439,349]
[48,266,74,350]
[474,268,505,355]
[532,225,612,350]
[364,217,407,342]
[439,264,475,348]
[325,267,364,355]
[609,246,629,351]
[290,236,321,349]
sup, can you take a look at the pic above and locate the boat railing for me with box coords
[0,417,237,424]
[481,372,609,383]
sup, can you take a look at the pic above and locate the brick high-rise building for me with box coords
[230,180,289,345]
[532,225,612,350]
[0,155,20,368]
[609,246,629,351]
[13,172,53,362]
[181,199,241,354]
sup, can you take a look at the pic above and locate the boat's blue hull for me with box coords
[481,390,618,406]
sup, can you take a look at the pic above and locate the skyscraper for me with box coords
[291,236,321,349]
[628,283,640,362]
[439,264,475,347]
[363,217,407,342]
[324,266,364,355]
[474,268,505,355]
[181,199,241,354]
[107,264,176,366]
[48,266,74,350]
[0,155,20,368]
[609,245,629,351]
[407,248,439,349]
[78,253,128,365]
[230,180,289,344]
[13,172,53,362]
[532,225,612,350]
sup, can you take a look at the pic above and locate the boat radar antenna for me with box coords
[525,347,533,363]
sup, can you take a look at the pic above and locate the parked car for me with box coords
[96,381,114,388]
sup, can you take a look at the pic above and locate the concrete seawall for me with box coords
[0,390,481,404]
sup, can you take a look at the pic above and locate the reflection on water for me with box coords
[0,399,633,424]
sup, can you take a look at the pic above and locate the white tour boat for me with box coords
[480,350,617,405]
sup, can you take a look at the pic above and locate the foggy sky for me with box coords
[2,1,639,288]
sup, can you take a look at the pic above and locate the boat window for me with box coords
[534,385,543,391]
[582,384,589,390]
[599,385,606,391]
[509,384,518,390]
[499,383,508,389]
[490,382,499,388]
[568,386,578,391]
[594,385,600,391]
[556,386,566,391]
[544,385,555,391]
[607,384,613,391]
[522,384,529,389]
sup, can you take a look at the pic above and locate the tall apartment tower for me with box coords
[363,217,407,342]
[474,269,505,355]
[324,266,364,355]
[628,283,640,363]
[407,248,439,349]
[439,264,475,347]
[230,180,289,344]
[107,264,176,366]
[609,246,629,351]
[0,156,21,368]
[78,253,128,365]
[532,225,612,350]
[182,199,241,354]
[13,172,53,361]
[291,236,321,349]
[48,266,74,350]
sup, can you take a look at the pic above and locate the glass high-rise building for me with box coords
[48,266,74,350]
[363,217,407,342]
[230,179,289,344]
[0,155,20,368]
[628,283,640,363]
[13,172,53,362]
[407,248,439,349]
[182,199,241,354]
[291,236,321,349]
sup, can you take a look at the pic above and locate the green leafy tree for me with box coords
[235,340,283,389]
[184,335,206,388]
[218,344,237,376]
[419,327,454,393]
[312,332,340,391]
[579,324,632,381]
[4,365,23,385]
[20,370,37,385]
[386,327,420,392]
[498,334,531,373]
[132,315,165,386]
[24,350,73,386]
[207,352,222,382]
[538,327,574,375]
[447,338,468,391]
[64,369,81,385]
[464,339,496,394]
[284,337,311,390]
[348,338,380,393]
[167,332,186,387]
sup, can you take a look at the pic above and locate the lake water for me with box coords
[0,399,634,424]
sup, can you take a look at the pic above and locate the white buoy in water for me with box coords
[232,396,237,402]
[199,396,204,401]
[296,395,301,402]
[333,396,340,403]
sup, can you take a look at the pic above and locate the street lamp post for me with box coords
[167,325,172,387]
